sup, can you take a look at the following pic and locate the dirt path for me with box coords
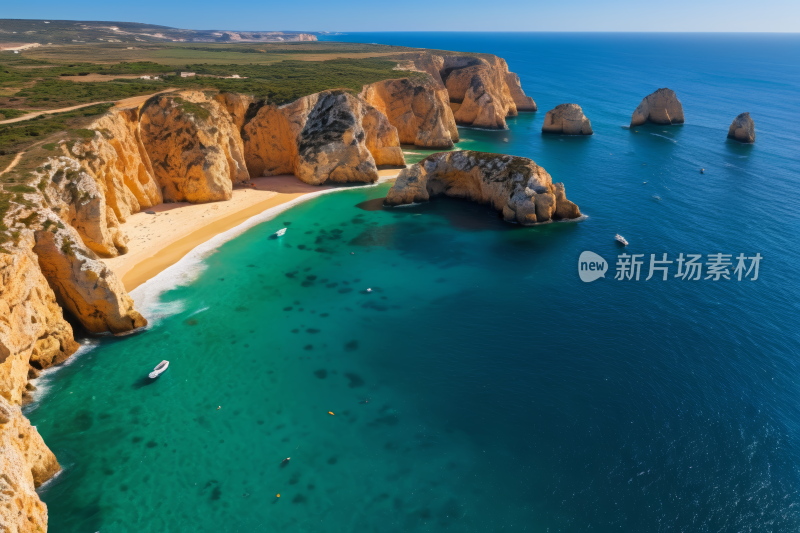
[0,88,176,125]
[0,151,26,177]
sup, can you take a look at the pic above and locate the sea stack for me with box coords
[630,88,685,127]
[385,151,581,225]
[541,104,593,135]
[727,112,756,143]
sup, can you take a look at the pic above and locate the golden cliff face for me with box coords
[0,396,60,533]
[361,104,405,167]
[32,220,146,334]
[404,52,537,129]
[213,92,255,132]
[243,90,404,183]
[0,239,79,404]
[0,237,80,533]
[78,108,163,224]
[360,77,458,148]
[38,154,128,258]
[242,103,298,177]
[140,91,250,203]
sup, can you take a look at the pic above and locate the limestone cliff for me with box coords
[0,396,59,533]
[243,90,402,184]
[0,236,81,533]
[32,220,146,334]
[241,103,297,177]
[403,52,537,129]
[140,91,250,202]
[80,108,163,224]
[360,77,458,148]
[542,104,593,135]
[35,153,128,258]
[361,105,406,167]
[727,112,755,143]
[0,240,78,404]
[213,92,255,132]
[385,151,581,225]
[631,88,685,127]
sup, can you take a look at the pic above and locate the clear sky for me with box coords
[3,0,799,32]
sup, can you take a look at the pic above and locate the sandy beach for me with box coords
[103,170,403,291]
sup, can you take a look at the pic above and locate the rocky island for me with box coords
[727,112,756,143]
[541,104,593,135]
[630,88,685,127]
[385,151,581,225]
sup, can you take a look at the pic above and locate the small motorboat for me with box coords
[615,234,629,246]
[149,360,169,379]
[275,228,287,237]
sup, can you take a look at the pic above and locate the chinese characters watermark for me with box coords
[579,252,761,282]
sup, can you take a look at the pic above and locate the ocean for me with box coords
[29,33,800,532]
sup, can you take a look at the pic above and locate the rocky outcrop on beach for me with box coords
[361,105,406,167]
[33,223,146,334]
[401,52,537,129]
[542,104,593,135]
[385,151,581,224]
[140,91,250,202]
[361,77,458,148]
[727,112,755,143]
[630,88,685,127]
[244,90,401,184]
[294,91,381,185]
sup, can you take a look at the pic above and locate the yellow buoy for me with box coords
[328,411,335,415]
[277,494,280,498]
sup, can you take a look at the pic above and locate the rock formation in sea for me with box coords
[541,104,593,135]
[727,112,756,143]
[630,88,685,127]
[140,91,250,202]
[385,151,581,224]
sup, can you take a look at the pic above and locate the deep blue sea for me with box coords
[29,33,800,532]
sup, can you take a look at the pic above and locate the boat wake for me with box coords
[649,133,677,143]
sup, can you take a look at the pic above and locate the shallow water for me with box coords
[31,33,800,532]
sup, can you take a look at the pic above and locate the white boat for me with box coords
[615,234,629,246]
[275,228,287,237]
[149,360,169,379]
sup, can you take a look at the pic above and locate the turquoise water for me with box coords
[30,34,800,532]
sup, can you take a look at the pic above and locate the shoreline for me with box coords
[104,170,403,294]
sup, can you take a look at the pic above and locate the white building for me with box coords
[180,72,196,78]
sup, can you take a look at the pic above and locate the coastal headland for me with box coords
[0,32,548,532]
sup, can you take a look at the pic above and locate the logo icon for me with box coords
[579,251,608,282]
